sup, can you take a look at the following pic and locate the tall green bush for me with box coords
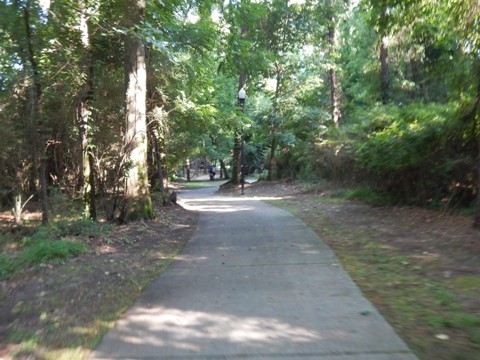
[353,103,475,205]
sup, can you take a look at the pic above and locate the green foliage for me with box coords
[1,0,479,221]
[350,103,473,205]
[355,103,457,172]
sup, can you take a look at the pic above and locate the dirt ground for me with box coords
[1,180,479,359]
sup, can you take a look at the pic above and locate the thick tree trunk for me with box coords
[231,129,242,184]
[380,33,389,104]
[148,109,167,192]
[122,0,154,221]
[24,3,48,225]
[220,159,229,179]
[329,67,342,126]
[78,3,96,220]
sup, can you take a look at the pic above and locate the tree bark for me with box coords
[78,3,96,220]
[232,129,242,184]
[474,96,480,229]
[380,33,389,104]
[122,0,154,221]
[23,1,49,225]
[460,76,480,229]
[220,159,229,179]
[267,133,276,181]
[475,134,480,228]
[328,1,342,127]
[267,64,282,181]
[148,108,167,192]
[231,22,248,185]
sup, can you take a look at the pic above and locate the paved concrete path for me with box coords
[89,186,418,360]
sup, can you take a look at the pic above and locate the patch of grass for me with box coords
[1,219,109,279]
[345,187,397,206]
[310,197,343,204]
[55,219,112,238]
[20,239,88,265]
[0,239,88,279]
[181,180,223,188]
[8,330,40,343]
[448,276,480,294]
[458,206,476,217]
[264,199,300,216]
[330,188,349,198]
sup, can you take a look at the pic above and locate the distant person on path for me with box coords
[208,165,216,181]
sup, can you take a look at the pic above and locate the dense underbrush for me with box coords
[283,102,478,213]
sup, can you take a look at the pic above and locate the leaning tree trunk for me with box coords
[121,0,154,221]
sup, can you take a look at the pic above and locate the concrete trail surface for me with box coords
[89,186,418,360]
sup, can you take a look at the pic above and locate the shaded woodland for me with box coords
[1,0,480,227]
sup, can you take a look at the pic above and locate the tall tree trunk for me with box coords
[473,88,480,229]
[122,0,154,221]
[328,1,342,127]
[461,74,480,229]
[475,134,480,228]
[232,129,242,184]
[380,33,389,104]
[148,108,167,192]
[267,64,282,181]
[267,134,276,181]
[231,22,248,185]
[23,2,49,225]
[78,3,96,220]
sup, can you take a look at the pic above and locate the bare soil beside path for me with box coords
[0,200,197,360]
[221,180,480,360]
